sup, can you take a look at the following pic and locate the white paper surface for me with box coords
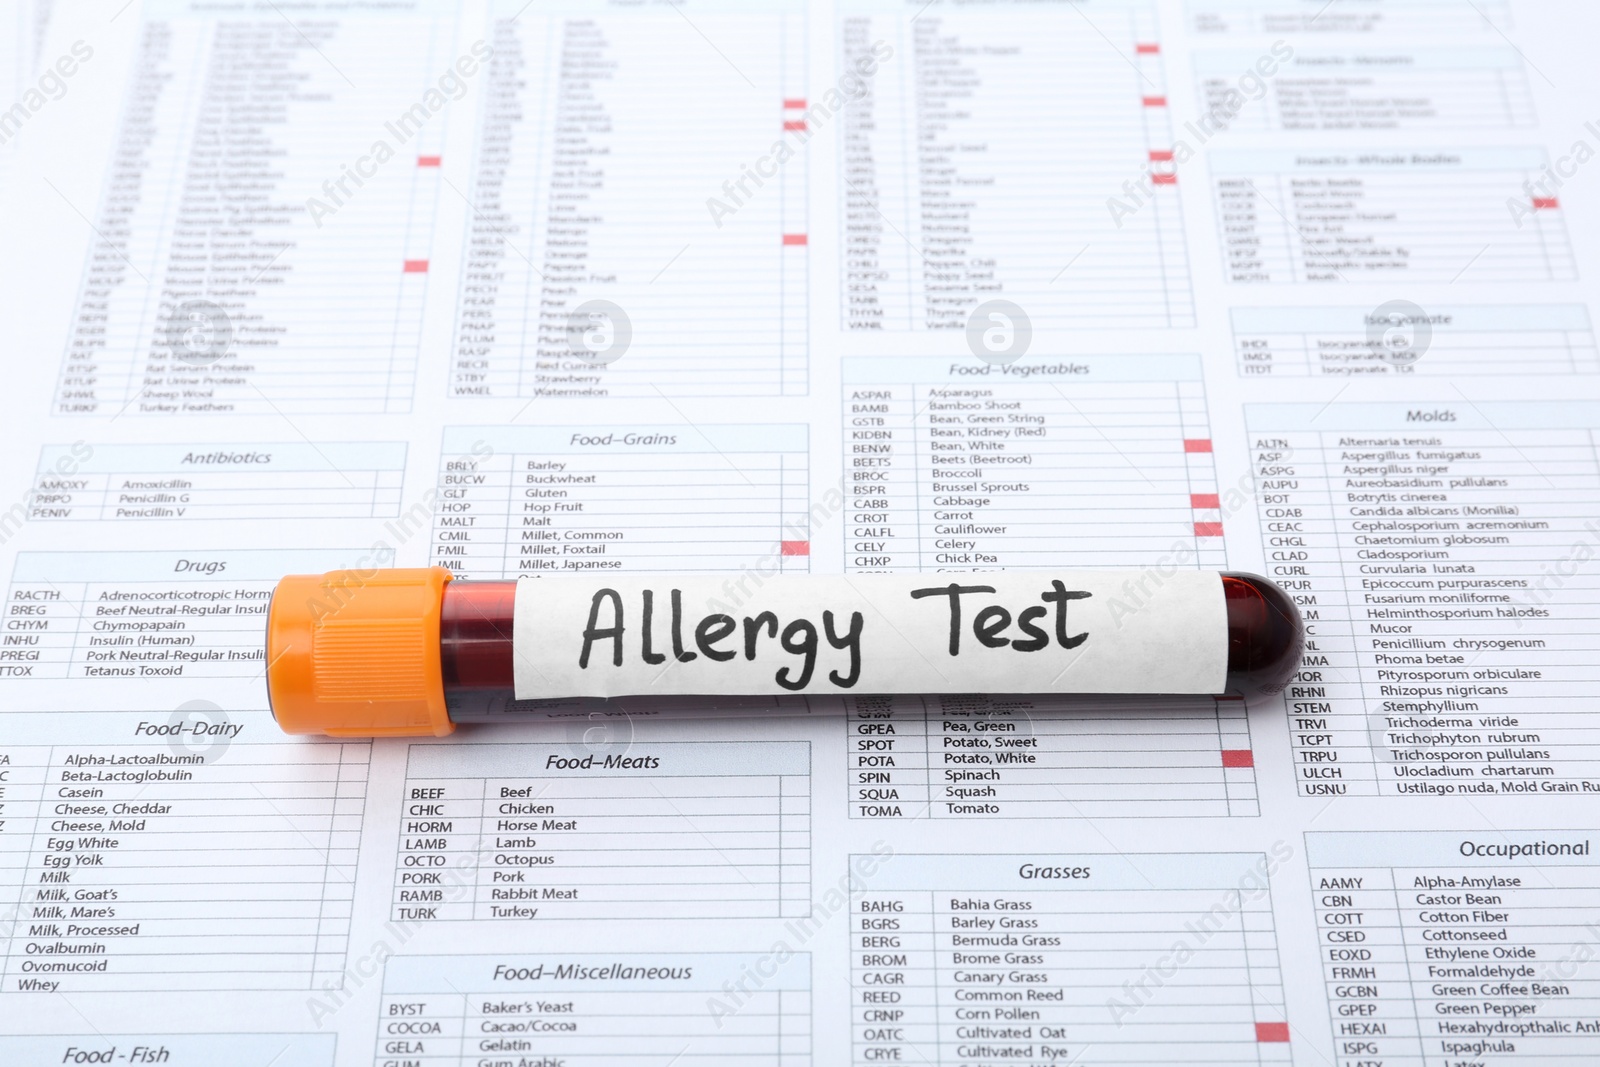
[2,0,1600,1064]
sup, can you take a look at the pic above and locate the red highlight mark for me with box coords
[1222,749,1255,769]
[1534,197,1560,210]
[1191,493,1221,509]
[403,259,429,273]
[781,541,810,557]
[1152,173,1177,186]
[417,155,441,167]
[1142,96,1167,107]
[1136,43,1160,54]
[1256,1023,1291,1044]
[783,120,807,131]
[783,234,808,246]
[1184,439,1213,453]
[1194,522,1224,538]
[783,98,806,109]
[1149,149,1174,162]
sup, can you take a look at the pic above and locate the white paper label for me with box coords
[512,572,1228,700]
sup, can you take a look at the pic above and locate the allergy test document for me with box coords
[3,0,1600,1064]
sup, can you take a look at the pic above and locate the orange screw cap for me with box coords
[266,567,455,737]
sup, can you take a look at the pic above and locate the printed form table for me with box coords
[1250,402,1600,796]
[843,356,1227,572]
[1190,0,1511,35]
[1195,47,1535,133]
[377,953,810,1066]
[54,0,454,416]
[430,425,812,578]
[393,741,811,921]
[852,851,1291,1066]
[454,0,808,398]
[2,549,364,682]
[848,694,1259,819]
[0,1034,334,1067]
[0,713,366,993]
[1307,830,1600,1067]
[1232,305,1598,379]
[840,0,1193,330]
[28,442,406,522]
[1213,148,1575,284]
